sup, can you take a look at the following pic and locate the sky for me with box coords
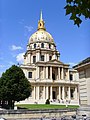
[0,0,90,76]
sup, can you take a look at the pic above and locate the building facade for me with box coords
[74,57,90,106]
[19,12,79,105]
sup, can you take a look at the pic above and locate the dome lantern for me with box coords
[37,11,46,31]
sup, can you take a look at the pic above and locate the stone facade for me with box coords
[18,11,79,105]
[74,57,90,106]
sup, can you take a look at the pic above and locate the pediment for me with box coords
[46,59,64,65]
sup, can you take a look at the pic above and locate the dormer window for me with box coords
[41,43,44,48]
[34,44,36,48]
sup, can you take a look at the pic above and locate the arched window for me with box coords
[34,44,36,48]
[41,43,44,48]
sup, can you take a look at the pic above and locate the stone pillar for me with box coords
[59,86,61,99]
[46,66,48,79]
[43,86,45,99]
[47,54,49,61]
[27,53,31,64]
[68,86,71,100]
[50,86,52,100]
[36,52,40,62]
[75,87,77,99]
[67,69,69,80]
[45,54,47,62]
[43,67,45,79]
[61,67,64,79]
[58,67,60,80]
[46,86,49,99]
[62,86,65,100]
[33,86,36,100]
[37,86,39,100]
[50,67,52,80]
[37,66,40,79]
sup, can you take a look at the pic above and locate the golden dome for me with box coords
[29,11,54,44]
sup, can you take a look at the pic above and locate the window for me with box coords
[41,43,44,48]
[49,44,51,49]
[49,56,52,60]
[70,74,73,81]
[34,44,36,48]
[33,56,36,63]
[28,72,32,78]
[41,55,44,61]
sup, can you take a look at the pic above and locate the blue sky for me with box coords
[0,0,90,76]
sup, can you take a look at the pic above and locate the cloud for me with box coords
[0,64,5,68]
[24,25,33,32]
[16,52,25,63]
[68,62,77,67]
[11,45,23,51]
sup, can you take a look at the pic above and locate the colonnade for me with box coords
[36,66,69,80]
[33,85,78,100]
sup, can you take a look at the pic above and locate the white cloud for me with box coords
[0,64,5,68]
[11,45,23,51]
[68,62,77,67]
[24,25,33,32]
[16,52,25,63]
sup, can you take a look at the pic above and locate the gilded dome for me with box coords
[29,11,54,44]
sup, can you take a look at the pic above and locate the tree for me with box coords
[0,65,32,109]
[64,0,90,27]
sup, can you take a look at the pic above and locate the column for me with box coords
[37,66,40,79]
[67,69,69,80]
[62,86,65,100]
[33,86,36,100]
[75,87,77,99]
[45,53,47,62]
[46,86,49,99]
[27,53,31,64]
[37,86,39,100]
[50,67,52,80]
[43,67,45,79]
[58,67,60,80]
[68,86,71,100]
[47,54,49,61]
[43,86,45,99]
[61,67,63,79]
[59,86,61,99]
[36,52,40,62]
[50,86,52,100]
[46,66,48,79]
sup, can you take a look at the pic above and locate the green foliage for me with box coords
[0,65,32,104]
[45,99,50,104]
[64,0,90,27]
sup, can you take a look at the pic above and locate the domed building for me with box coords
[20,11,79,105]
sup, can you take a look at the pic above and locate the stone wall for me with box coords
[0,109,76,120]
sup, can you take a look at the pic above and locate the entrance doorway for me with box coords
[53,91,56,99]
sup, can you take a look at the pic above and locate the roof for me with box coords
[73,57,90,69]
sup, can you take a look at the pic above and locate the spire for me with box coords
[40,10,43,21]
[37,10,46,31]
